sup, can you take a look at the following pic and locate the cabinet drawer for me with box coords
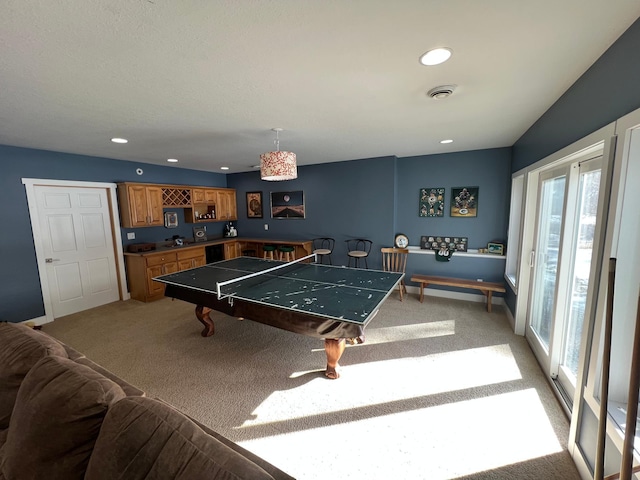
[177,247,205,261]
[145,253,177,267]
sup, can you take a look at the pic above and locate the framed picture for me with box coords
[270,191,305,219]
[487,242,504,255]
[163,211,178,228]
[246,191,263,218]
[419,187,445,217]
[420,235,467,252]
[451,186,478,217]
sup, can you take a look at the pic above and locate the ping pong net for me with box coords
[216,253,317,301]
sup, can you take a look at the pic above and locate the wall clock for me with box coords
[394,233,409,248]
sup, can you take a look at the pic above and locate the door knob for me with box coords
[45,258,60,263]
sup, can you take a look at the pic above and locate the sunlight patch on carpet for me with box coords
[238,388,562,480]
[240,343,522,426]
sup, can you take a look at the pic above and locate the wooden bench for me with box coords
[410,274,506,313]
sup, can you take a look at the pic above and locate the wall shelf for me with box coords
[407,246,505,260]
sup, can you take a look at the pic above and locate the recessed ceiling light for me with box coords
[220,166,229,170]
[111,137,128,144]
[167,158,178,163]
[440,139,454,144]
[419,47,452,66]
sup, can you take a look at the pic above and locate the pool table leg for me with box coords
[195,305,215,337]
[324,339,346,379]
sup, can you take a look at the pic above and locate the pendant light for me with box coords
[260,128,297,181]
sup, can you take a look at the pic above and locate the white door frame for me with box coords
[22,178,129,325]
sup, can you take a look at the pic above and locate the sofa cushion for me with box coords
[0,355,126,480]
[75,357,145,397]
[85,396,276,480]
[0,322,68,429]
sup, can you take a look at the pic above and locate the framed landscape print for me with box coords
[451,186,478,217]
[270,191,305,219]
[419,187,445,217]
[246,191,263,218]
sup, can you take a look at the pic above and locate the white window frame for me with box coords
[505,174,524,292]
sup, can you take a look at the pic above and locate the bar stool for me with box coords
[263,244,276,260]
[345,238,372,268]
[278,245,295,262]
[313,237,335,264]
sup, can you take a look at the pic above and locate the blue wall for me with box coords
[1,145,512,323]
[0,145,227,323]
[228,156,397,269]
[507,17,640,316]
[229,148,512,289]
[512,17,640,173]
[396,148,511,286]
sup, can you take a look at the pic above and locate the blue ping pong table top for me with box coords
[154,256,404,325]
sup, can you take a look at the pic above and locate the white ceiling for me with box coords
[2,1,639,174]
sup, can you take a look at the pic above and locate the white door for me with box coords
[35,185,120,317]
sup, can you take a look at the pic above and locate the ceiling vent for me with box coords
[427,85,456,99]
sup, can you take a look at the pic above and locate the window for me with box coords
[505,174,524,290]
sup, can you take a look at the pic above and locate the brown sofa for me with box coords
[0,322,294,480]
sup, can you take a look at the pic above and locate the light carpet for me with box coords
[42,293,581,480]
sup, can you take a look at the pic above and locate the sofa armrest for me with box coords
[184,407,295,480]
[86,396,294,480]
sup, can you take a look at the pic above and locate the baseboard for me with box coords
[406,285,506,308]
[20,315,50,327]
[503,303,517,333]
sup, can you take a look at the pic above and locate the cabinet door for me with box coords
[217,190,237,220]
[162,261,179,275]
[205,189,217,203]
[192,189,205,203]
[192,256,206,268]
[178,259,193,271]
[146,265,165,296]
[224,242,238,260]
[127,185,151,227]
[226,191,237,220]
[126,185,163,227]
[146,186,164,226]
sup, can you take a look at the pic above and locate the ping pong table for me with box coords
[153,255,403,379]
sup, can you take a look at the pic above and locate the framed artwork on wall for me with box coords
[246,191,263,218]
[270,191,305,219]
[419,187,445,217]
[451,186,478,217]
[420,235,467,252]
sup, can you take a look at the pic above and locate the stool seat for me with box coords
[312,238,335,265]
[345,238,372,268]
[278,245,295,262]
[263,244,276,260]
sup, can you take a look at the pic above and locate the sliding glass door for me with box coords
[528,167,567,355]
[556,161,601,397]
[526,157,603,403]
